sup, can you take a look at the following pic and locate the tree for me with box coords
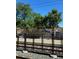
[16,3,32,19]
[16,3,32,29]
[47,9,62,53]
[44,9,62,28]
[16,3,33,50]
[33,13,44,29]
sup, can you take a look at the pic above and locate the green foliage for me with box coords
[16,3,33,29]
[33,13,44,29]
[45,9,62,28]
[16,3,62,29]
[16,3,32,16]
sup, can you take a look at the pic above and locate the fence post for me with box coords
[16,35,19,48]
[41,33,43,50]
[24,33,27,50]
[33,34,34,50]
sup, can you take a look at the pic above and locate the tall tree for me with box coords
[16,3,32,29]
[48,9,62,28]
[47,9,62,53]
[16,3,33,50]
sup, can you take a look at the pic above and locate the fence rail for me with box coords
[16,33,63,57]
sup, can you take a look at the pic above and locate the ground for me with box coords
[16,51,63,59]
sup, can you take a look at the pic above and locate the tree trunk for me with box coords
[52,27,54,54]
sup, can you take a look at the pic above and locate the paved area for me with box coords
[16,51,63,59]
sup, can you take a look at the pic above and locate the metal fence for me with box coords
[16,32,63,57]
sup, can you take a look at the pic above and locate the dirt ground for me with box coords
[16,38,63,45]
[16,51,63,59]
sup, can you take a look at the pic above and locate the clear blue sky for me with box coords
[16,0,63,27]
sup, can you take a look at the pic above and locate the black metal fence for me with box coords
[16,32,63,57]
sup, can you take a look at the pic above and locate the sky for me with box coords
[16,0,63,27]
